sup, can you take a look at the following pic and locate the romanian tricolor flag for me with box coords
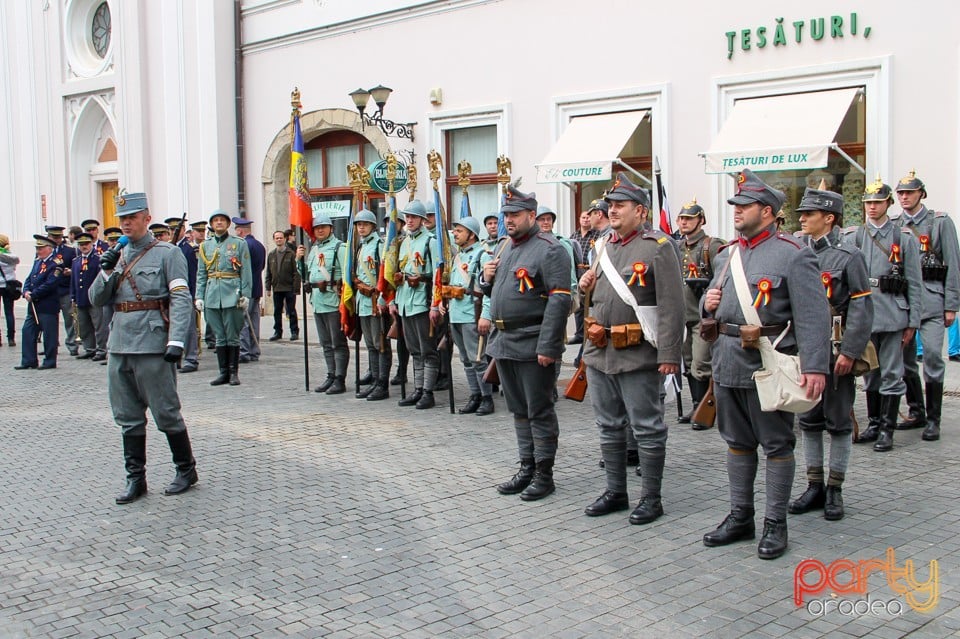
[289,113,314,240]
[377,193,399,304]
[432,187,449,308]
[340,204,357,335]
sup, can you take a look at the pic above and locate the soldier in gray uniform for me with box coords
[481,186,572,501]
[789,186,873,521]
[894,171,960,442]
[578,172,684,524]
[701,169,830,560]
[676,199,725,429]
[89,191,198,504]
[843,178,922,451]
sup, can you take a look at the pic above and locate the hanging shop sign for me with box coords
[367,159,409,193]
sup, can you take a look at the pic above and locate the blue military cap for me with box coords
[75,232,94,244]
[44,225,65,237]
[536,205,556,220]
[353,210,377,225]
[896,169,927,197]
[232,216,253,226]
[312,213,333,227]
[727,169,786,210]
[862,177,894,203]
[796,187,843,216]
[604,172,650,208]
[33,234,56,248]
[501,186,538,213]
[403,200,428,219]
[453,216,482,238]
[115,191,149,216]
[208,209,231,224]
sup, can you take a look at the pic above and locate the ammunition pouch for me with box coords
[609,323,642,349]
[878,274,908,294]
[354,281,377,297]
[405,274,422,288]
[684,277,710,296]
[699,318,719,342]
[585,317,607,349]
[315,280,328,293]
[441,285,466,300]
[922,263,948,282]
[738,324,761,350]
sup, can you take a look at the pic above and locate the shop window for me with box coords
[445,125,500,223]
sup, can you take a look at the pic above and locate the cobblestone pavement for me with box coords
[1,308,957,638]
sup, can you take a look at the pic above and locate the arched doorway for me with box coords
[69,95,119,227]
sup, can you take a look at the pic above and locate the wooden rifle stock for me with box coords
[563,359,588,402]
[482,358,499,386]
[691,378,716,429]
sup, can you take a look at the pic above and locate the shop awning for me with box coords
[536,110,648,184]
[701,88,861,174]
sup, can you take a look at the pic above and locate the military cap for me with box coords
[190,220,208,231]
[149,223,170,235]
[353,210,377,225]
[312,213,334,227]
[796,187,843,216]
[232,216,253,226]
[500,186,538,213]
[81,219,101,230]
[727,169,786,211]
[862,177,894,203]
[453,216,482,238]
[677,199,705,218]
[75,232,94,244]
[44,225,65,237]
[33,234,56,248]
[483,212,500,223]
[587,198,609,215]
[604,172,650,208]
[115,191,149,216]
[896,169,927,197]
[402,200,429,219]
[164,217,183,228]
[208,209,231,224]
[103,227,122,240]
[536,205,556,220]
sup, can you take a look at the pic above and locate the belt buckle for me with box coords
[495,319,506,330]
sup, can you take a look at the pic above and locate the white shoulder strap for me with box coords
[595,237,659,348]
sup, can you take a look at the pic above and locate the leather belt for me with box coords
[115,299,165,312]
[494,316,541,331]
[208,272,240,279]
[718,323,787,337]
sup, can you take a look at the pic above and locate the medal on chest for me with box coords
[889,244,901,264]
[821,272,833,299]
[753,278,772,308]
[686,262,699,278]
[919,234,930,252]
[414,251,424,267]
[627,262,647,287]
[516,267,534,293]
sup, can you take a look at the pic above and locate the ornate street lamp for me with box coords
[348,85,416,141]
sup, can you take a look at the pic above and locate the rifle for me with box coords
[691,378,716,429]
[172,212,188,245]
[71,301,82,345]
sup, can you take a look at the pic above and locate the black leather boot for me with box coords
[164,431,198,495]
[475,395,495,416]
[690,377,713,431]
[496,458,535,495]
[922,380,942,441]
[629,496,664,524]
[824,485,844,521]
[326,376,346,395]
[356,383,376,399]
[519,458,555,501]
[788,482,826,514]
[115,435,147,504]
[897,373,925,429]
[857,391,882,443]
[366,378,389,401]
[228,346,241,386]
[757,518,789,559]
[390,370,407,386]
[398,388,422,407]
[357,372,373,386]
[314,376,335,393]
[584,490,630,516]
[678,375,698,424]
[459,394,482,414]
[209,347,230,386]
[874,394,898,452]
[415,390,435,409]
[703,507,756,546]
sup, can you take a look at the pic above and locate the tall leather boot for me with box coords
[496,458,535,495]
[314,375,335,393]
[857,391,882,443]
[874,394,899,452]
[115,435,147,504]
[690,377,713,431]
[897,373,925,429]
[922,380,943,441]
[366,375,390,401]
[209,346,230,386]
[678,375,697,424]
[519,458,555,501]
[164,430,198,495]
[228,346,241,385]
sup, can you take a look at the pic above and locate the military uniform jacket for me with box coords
[70,251,101,307]
[706,224,831,388]
[53,243,76,294]
[480,226,572,361]
[23,255,61,315]
[94,239,109,255]
[680,230,725,323]
[244,235,267,300]
[806,228,874,363]
[177,237,199,297]
[583,228,684,375]
[896,206,960,318]
[841,221,922,332]
[355,233,384,317]
[448,241,492,325]
[395,227,434,317]
[304,236,345,314]
[89,234,191,354]
[197,234,252,309]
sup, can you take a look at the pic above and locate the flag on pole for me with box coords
[432,187,449,308]
[459,189,471,219]
[339,201,358,333]
[289,114,314,240]
[654,157,673,236]
[378,193,398,304]
[497,192,508,238]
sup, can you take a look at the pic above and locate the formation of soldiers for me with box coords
[12,165,957,562]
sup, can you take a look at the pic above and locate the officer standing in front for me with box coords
[789,185,873,521]
[196,210,252,387]
[894,171,960,442]
[701,169,829,559]
[15,235,61,370]
[481,186,572,501]
[88,191,198,504]
[578,173,684,525]
[843,178,922,451]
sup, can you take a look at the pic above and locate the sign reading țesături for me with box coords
[726,12,872,60]
[367,159,409,193]
[311,199,351,219]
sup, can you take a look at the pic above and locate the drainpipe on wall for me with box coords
[234,0,246,215]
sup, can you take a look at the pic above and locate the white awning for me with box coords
[536,110,648,183]
[701,88,860,174]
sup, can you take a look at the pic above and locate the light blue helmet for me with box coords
[424,199,437,215]
[453,216,482,239]
[354,209,377,225]
[402,200,428,219]
[536,205,556,220]
[312,213,333,227]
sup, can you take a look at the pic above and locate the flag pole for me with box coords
[291,88,310,391]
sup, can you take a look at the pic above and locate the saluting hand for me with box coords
[703,288,722,313]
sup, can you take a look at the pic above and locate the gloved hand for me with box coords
[163,345,184,362]
[100,249,121,271]
[302,282,312,293]
[237,296,248,310]
[195,299,204,312]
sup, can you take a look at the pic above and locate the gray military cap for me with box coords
[604,172,650,208]
[796,187,843,216]
[501,186,538,214]
[727,169,786,211]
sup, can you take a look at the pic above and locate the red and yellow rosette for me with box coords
[460,262,469,272]
[687,262,700,278]
[628,262,648,287]
[366,255,375,268]
[318,253,326,267]
[40,262,47,274]
[414,252,424,267]
[516,267,534,293]
[889,244,901,264]
[821,272,833,299]
[81,257,89,272]
[919,234,930,252]
[753,277,772,308]
[230,255,242,271]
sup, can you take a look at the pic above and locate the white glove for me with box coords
[237,296,248,310]
[195,299,204,312]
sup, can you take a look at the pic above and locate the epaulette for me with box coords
[841,226,858,235]
[775,232,803,248]
[640,229,669,244]
[934,210,949,218]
